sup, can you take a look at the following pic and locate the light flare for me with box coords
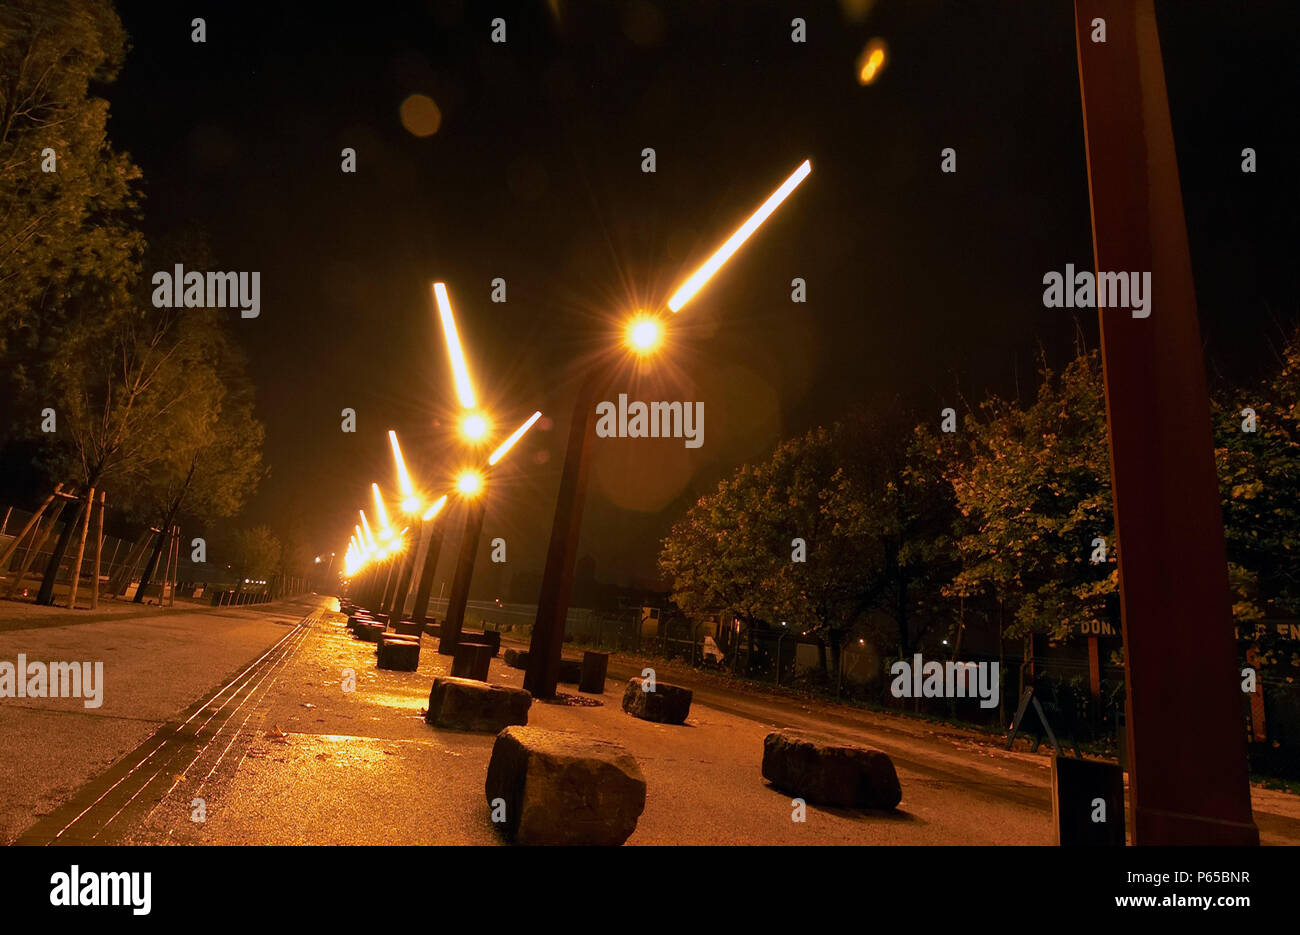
[422,494,449,521]
[667,159,812,313]
[461,412,489,441]
[433,282,477,409]
[625,315,662,355]
[456,470,484,496]
[489,411,543,466]
[371,483,393,538]
[856,38,888,85]
[388,430,420,512]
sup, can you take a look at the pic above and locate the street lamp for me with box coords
[525,158,812,699]
[437,410,543,655]
[380,430,440,619]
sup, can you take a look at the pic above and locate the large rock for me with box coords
[426,677,531,733]
[622,677,692,724]
[485,726,646,845]
[557,658,583,684]
[503,648,530,670]
[760,730,901,810]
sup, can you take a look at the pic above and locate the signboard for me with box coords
[1052,755,1125,846]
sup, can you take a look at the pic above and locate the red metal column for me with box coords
[438,498,487,655]
[1074,0,1257,844]
[524,368,606,699]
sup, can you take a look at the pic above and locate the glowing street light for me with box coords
[422,494,448,522]
[666,159,812,313]
[388,430,422,515]
[526,158,812,699]
[433,282,477,409]
[455,470,484,497]
[437,410,545,655]
[371,483,393,541]
[489,410,543,466]
[461,412,489,442]
[624,315,663,356]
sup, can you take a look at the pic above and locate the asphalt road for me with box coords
[5,595,1299,845]
[0,594,313,844]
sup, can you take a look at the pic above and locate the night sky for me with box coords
[101,0,1298,594]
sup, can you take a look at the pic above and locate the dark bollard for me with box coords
[378,637,421,672]
[460,630,500,656]
[557,658,583,685]
[451,642,493,682]
[579,651,610,694]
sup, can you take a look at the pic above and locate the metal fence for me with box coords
[0,502,242,606]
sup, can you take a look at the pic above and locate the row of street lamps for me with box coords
[337,158,813,695]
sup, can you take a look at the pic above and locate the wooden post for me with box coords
[1075,0,1257,844]
[110,530,150,596]
[169,526,180,606]
[160,525,175,606]
[66,486,94,609]
[0,484,63,573]
[1087,634,1101,705]
[5,500,67,597]
[91,491,106,610]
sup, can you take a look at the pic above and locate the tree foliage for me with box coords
[945,349,1116,641]
[232,525,281,582]
[0,0,141,364]
[1215,327,1300,623]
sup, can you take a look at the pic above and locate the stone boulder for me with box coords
[485,726,646,845]
[503,648,530,669]
[622,677,692,724]
[426,677,531,733]
[557,658,583,684]
[760,730,901,810]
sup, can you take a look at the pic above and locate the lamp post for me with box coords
[438,411,544,654]
[437,470,487,655]
[1074,0,1256,844]
[383,430,427,619]
[525,159,812,698]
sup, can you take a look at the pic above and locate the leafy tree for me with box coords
[828,414,961,658]
[231,525,281,584]
[659,464,785,638]
[1214,327,1300,626]
[132,341,265,601]
[661,424,884,678]
[944,349,1117,641]
[0,0,141,363]
[34,286,228,603]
